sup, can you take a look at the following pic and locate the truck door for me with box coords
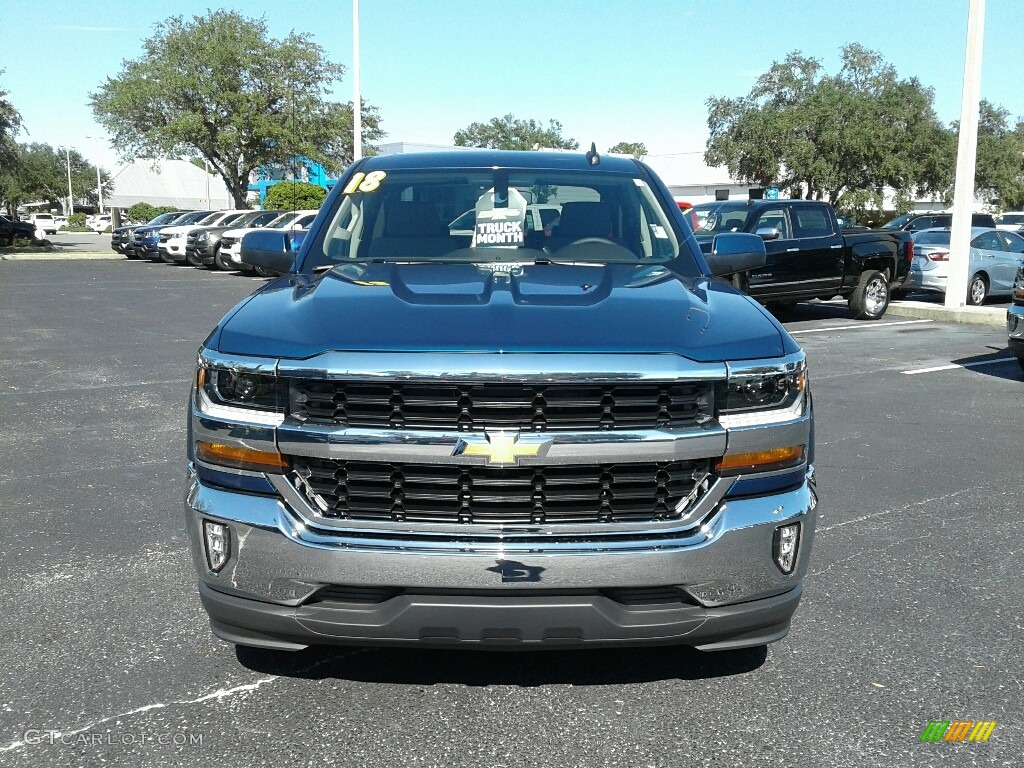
[746,205,843,299]
[788,204,844,296]
[745,207,796,298]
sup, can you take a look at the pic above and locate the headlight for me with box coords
[718,356,807,428]
[197,232,210,241]
[197,365,284,412]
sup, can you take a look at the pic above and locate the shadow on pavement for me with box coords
[235,642,769,686]
[951,346,1023,382]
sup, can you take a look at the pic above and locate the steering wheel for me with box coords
[569,237,617,247]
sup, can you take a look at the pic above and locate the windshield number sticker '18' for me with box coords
[342,171,387,194]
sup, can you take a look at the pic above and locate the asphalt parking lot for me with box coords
[0,259,1020,767]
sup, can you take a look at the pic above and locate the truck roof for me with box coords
[358,149,641,173]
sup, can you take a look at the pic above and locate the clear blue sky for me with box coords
[2,0,1022,172]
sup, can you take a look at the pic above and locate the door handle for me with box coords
[786,248,800,252]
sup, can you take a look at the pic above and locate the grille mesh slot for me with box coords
[291,381,712,431]
[292,458,708,525]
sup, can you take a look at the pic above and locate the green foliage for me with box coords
[608,141,647,159]
[454,114,578,151]
[90,10,385,208]
[263,180,327,211]
[971,101,1024,210]
[0,70,24,187]
[705,44,955,217]
[127,202,178,224]
[0,142,109,215]
[68,213,87,226]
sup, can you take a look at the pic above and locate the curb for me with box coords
[0,251,122,261]
[887,300,1007,328]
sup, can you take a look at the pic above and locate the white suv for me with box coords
[29,213,58,234]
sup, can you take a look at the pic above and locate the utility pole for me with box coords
[65,147,74,216]
[945,0,986,309]
[352,0,362,161]
[85,135,104,213]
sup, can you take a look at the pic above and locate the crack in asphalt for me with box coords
[0,651,363,754]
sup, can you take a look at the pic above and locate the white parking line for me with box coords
[902,357,1017,375]
[789,319,933,335]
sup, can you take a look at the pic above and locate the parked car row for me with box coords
[110,207,318,275]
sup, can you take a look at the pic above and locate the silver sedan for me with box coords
[903,227,1024,304]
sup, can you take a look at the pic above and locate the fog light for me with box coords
[204,520,230,573]
[773,523,800,574]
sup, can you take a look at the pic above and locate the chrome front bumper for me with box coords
[183,469,817,650]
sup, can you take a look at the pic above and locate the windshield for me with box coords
[688,202,751,235]
[306,167,683,269]
[881,214,914,230]
[913,231,951,246]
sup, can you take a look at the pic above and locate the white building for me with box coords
[105,159,231,210]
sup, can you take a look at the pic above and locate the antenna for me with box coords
[585,142,600,166]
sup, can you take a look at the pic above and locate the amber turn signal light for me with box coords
[713,445,804,476]
[195,441,288,472]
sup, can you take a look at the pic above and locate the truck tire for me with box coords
[848,270,889,320]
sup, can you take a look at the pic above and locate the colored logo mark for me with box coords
[920,721,997,742]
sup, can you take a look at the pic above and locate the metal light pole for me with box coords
[945,0,986,309]
[64,147,74,216]
[352,0,362,161]
[85,135,104,213]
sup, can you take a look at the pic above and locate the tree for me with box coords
[969,101,1024,210]
[263,180,327,210]
[0,143,108,215]
[90,11,385,208]
[705,44,955,215]
[454,114,578,151]
[608,141,647,159]
[0,70,23,170]
[128,202,179,223]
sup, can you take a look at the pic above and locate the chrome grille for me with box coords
[290,457,709,525]
[290,381,713,431]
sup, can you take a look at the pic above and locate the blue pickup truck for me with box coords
[185,149,818,652]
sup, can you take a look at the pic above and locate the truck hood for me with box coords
[213,262,792,363]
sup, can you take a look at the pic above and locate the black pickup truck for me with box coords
[691,200,913,319]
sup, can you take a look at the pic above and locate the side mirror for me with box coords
[754,226,781,241]
[705,233,767,277]
[290,230,307,251]
[241,229,296,274]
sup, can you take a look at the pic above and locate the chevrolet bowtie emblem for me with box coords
[454,431,548,466]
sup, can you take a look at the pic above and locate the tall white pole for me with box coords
[352,0,362,161]
[85,135,103,213]
[65,147,74,216]
[945,0,986,309]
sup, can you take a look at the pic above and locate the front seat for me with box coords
[548,202,615,251]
